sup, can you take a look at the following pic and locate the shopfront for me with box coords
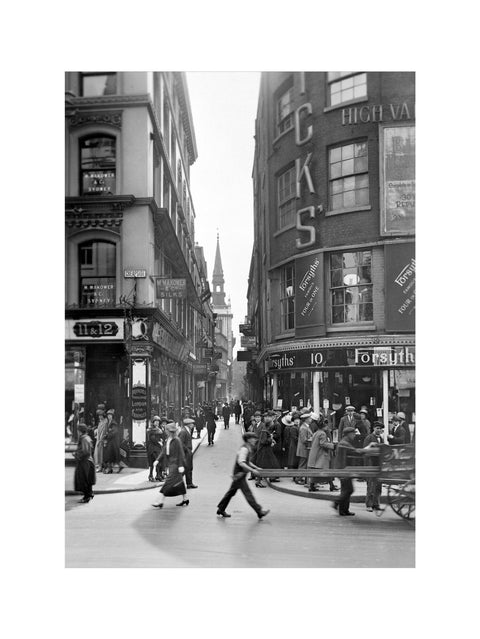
[264,342,415,435]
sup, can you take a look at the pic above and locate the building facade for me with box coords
[65,71,215,453]
[243,72,415,434]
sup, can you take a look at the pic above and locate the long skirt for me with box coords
[74,459,96,495]
[255,444,280,469]
[160,469,186,497]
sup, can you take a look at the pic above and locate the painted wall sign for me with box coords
[82,171,115,194]
[152,322,186,360]
[341,102,414,126]
[131,383,147,421]
[267,346,415,371]
[294,252,325,337]
[241,335,256,348]
[65,318,124,340]
[124,268,146,278]
[155,278,187,298]
[384,243,415,332]
[81,279,116,306]
[380,124,415,236]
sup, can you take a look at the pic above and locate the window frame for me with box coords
[327,139,370,214]
[79,134,116,196]
[329,250,373,325]
[276,85,294,137]
[80,72,117,97]
[78,240,117,307]
[326,72,367,108]
[280,263,295,332]
[277,165,297,230]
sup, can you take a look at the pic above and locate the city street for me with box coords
[65,420,414,568]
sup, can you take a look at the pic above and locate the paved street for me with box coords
[65,421,414,568]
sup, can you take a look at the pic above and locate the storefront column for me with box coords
[272,372,278,409]
[313,371,321,417]
[382,369,389,443]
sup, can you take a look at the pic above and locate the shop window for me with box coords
[276,85,294,136]
[328,141,369,211]
[80,135,116,195]
[330,251,372,323]
[277,165,296,229]
[81,72,117,97]
[79,240,116,307]
[327,72,367,107]
[280,264,295,331]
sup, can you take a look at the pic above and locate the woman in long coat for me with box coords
[254,421,280,487]
[74,423,96,503]
[284,413,302,483]
[152,422,189,508]
[307,420,338,492]
[103,420,121,473]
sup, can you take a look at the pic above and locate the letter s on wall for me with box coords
[296,206,316,249]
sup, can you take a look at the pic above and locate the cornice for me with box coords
[69,109,123,130]
[66,95,151,108]
[65,195,135,229]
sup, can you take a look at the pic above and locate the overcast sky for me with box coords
[186,72,261,351]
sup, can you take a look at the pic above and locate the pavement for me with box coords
[65,431,207,495]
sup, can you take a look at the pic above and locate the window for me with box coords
[276,86,294,135]
[277,166,296,229]
[79,241,116,307]
[329,141,369,211]
[81,73,117,97]
[330,251,372,324]
[80,135,116,195]
[327,72,366,107]
[280,264,295,331]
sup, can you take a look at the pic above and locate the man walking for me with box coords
[216,432,270,520]
[178,417,198,489]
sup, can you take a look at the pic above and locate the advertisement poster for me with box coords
[294,252,325,337]
[380,124,415,235]
[385,242,415,331]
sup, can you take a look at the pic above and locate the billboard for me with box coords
[385,242,415,332]
[294,252,326,337]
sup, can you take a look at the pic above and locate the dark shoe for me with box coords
[176,499,189,507]
[366,507,373,512]
[148,475,154,482]
[248,475,255,480]
[339,511,355,516]
[258,509,270,520]
[255,482,266,488]
[187,484,198,489]
[329,484,339,491]
[270,478,280,483]
[152,503,164,508]
[332,501,339,510]
[216,509,231,518]
[308,487,319,492]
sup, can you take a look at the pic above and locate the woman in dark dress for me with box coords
[254,418,280,487]
[103,419,121,473]
[152,422,189,508]
[285,412,302,483]
[74,423,96,503]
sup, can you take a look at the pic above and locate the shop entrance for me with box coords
[84,343,127,426]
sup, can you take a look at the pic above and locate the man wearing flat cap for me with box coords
[333,426,380,516]
[338,405,358,441]
[216,432,269,520]
[179,417,198,489]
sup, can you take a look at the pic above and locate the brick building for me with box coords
[242,72,415,436]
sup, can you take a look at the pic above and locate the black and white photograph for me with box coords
[4,1,476,637]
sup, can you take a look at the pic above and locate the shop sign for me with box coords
[193,364,206,375]
[82,170,115,194]
[295,252,325,336]
[380,125,415,236]
[74,384,84,402]
[131,383,147,421]
[341,102,414,126]
[237,350,253,362]
[152,323,187,360]
[267,346,415,370]
[124,268,146,278]
[239,323,253,335]
[81,279,116,306]
[155,278,187,298]
[66,318,124,340]
[241,335,256,348]
[384,243,415,332]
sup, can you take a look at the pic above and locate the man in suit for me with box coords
[337,405,357,441]
[178,417,198,489]
[388,413,408,445]
[363,422,384,512]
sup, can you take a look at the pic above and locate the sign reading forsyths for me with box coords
[295,252,326,337]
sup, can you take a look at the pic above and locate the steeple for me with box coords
[212,231,226,306]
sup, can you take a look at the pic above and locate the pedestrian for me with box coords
[388,411,410,444]
[307,419,338,492]
[271,412,284,467]
[103,410,122,473]
[363,422,384,512]
[332,426,380,516]
[151,422,189,509]
[338,405,357,441]
[296,412,314,484]
[194,405,205,439]
[216,432,270,520]
[178,417,198,489]
[205,405,217,445]
[234,400,242,424]
[254,411,280,487]
[222,402,231,429]
[146,416,164,481]
[93,404,108,472]
[278,411,292,468]
[248,410,262,435]
[357,409,371,438]
[243,402,253,430]
[74,422,96,503]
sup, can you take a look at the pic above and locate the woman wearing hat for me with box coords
[103,410,121,473]
[284,412,301,481]
[93,405,108,472]
[307,419,338,492]
[74,423,96,503]
[254,412,280,487]
[146,416,164,481]
[152,422,189,508]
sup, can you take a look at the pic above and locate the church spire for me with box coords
[212,231,226,306]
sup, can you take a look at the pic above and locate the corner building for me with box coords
[65,72,215,456]
[246,72,415,434]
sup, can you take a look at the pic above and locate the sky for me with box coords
[186,72,261,352]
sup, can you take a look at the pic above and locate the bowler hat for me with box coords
[343,426,356,435]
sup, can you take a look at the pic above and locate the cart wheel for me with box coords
[387,480,415,521]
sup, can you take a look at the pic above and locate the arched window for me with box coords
[80,135,116,195]
[79,240,116,307]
